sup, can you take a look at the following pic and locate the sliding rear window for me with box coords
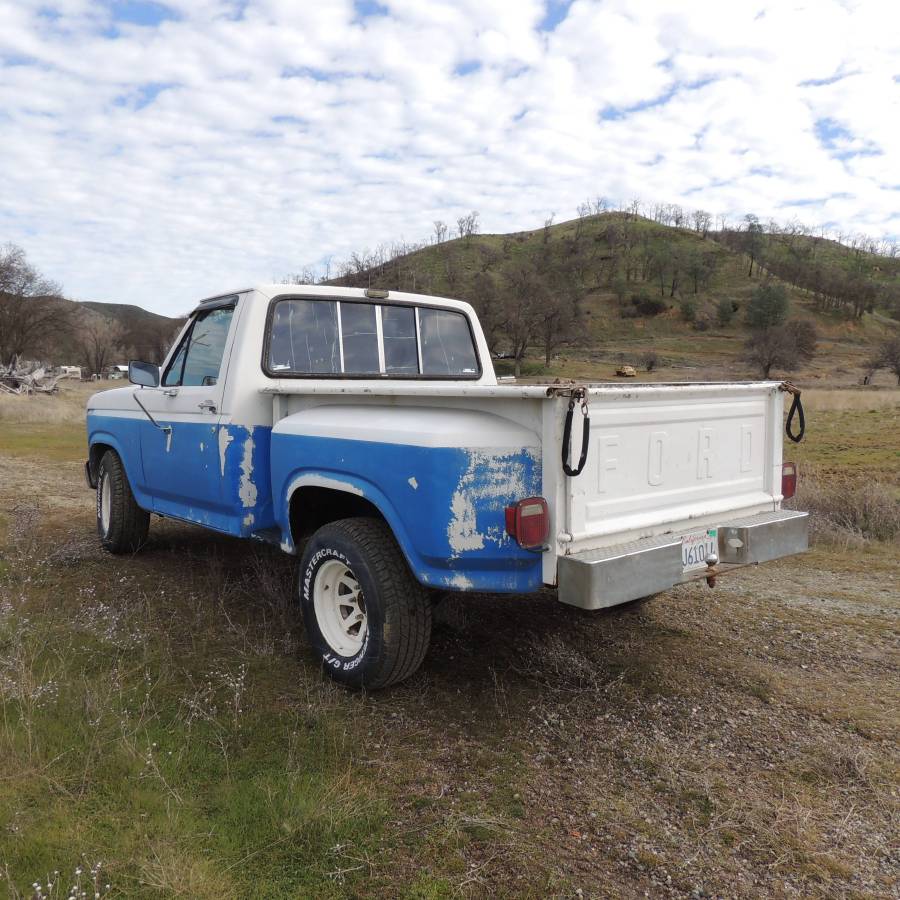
[265,298,479,378]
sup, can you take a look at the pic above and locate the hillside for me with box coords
[330,212,900,386]
[77,300,184,366]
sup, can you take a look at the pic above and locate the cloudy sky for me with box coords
[1,0,898,316]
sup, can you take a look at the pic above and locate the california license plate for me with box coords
[682,528,718,571]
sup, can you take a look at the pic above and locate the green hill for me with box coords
[330,212,899,385]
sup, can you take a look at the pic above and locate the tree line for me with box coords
[0,243,180,375]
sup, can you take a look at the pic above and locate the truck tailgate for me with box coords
[564,384,781,546]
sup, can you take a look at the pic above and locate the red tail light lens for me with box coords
[781,462,798,500]
[505,497,549,549]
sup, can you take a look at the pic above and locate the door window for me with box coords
[163,307,235,387]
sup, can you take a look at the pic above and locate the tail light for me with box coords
[781,462,798,500]
[505,497,549,549]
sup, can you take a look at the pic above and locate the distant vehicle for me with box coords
[616,365,637,377]
[106,365,129,380]
[85,285,808,689]
[58,366,82,379]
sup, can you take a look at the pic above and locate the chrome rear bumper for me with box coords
[557,509,808,611]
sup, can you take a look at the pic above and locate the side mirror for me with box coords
[129,360,160,388]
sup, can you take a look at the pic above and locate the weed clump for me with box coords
[791,473,900,543]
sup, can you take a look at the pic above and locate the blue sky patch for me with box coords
[112,82,174,109]
[814,116,852,148]
[105,1,179,27]
[539,0,574,32]
[354,0,389,19]
[599,78,716,122]
[814,116,881,160]
[455,60,482,77]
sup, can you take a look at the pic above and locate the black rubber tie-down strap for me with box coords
[785,391,805,443]
[562,405,590,476]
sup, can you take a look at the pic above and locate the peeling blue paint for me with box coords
[88,413,542,592]
[271,434,542,593]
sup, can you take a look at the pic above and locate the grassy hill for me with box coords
[331,212,899,386]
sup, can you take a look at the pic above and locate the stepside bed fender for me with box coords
[279,470,426,574]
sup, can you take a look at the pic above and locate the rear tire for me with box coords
[97,450,150,554]
[298,517,432,689]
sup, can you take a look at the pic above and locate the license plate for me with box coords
[682,528,718,571]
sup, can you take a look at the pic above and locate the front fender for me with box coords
[86,416,151,511]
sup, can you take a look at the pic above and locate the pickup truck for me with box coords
[85,285,808,688]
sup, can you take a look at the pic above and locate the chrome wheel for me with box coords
[99,472,112,536]
[313,559,367,655]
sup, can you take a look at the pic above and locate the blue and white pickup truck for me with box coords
[86,285,808,688]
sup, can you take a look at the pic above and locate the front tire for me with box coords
[96,450,150,554]
[299,517,432,689]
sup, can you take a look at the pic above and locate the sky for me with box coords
[1,0,898,316]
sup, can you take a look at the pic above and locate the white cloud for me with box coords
[0,0,898,314]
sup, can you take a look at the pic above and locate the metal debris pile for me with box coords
[0,358,67,395]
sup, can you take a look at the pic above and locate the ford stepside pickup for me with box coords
[86,285,808,688]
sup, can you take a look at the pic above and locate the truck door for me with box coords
[136,299,238,529]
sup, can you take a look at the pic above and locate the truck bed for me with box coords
[264,379,790,588]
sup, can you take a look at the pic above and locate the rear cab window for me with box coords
[265,297,480,379]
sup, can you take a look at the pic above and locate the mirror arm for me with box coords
[132,390,172,434]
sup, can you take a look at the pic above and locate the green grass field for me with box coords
[0,386,897,898]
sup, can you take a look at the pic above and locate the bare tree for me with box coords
[433,220,448,244]
[79,314,125,377]
[499,263,546,377]
[0,243,71,364]
[543,213,555,244]
[744,320,817,378]
[691,209,712,237]
[456,211,480,243]
[873,336,900,384]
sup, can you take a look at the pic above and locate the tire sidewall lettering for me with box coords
[302,545,370,672]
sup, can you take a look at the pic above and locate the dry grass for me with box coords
[0,380,111,425]
[792,472,900,544]
[799,387,900,412]
[1,387,898,898]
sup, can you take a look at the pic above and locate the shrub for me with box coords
[633,295,667,317]
[789,473,900,544]
[679,299,697,323]
[716,297,736,326]
[746,283,789,329]
[643,351,659,372]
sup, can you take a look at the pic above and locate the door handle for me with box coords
[162,388,179,397]
[198,400,217,414]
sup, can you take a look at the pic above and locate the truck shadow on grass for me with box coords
[141,519,693,707]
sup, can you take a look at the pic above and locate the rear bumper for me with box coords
[557,509,808,611]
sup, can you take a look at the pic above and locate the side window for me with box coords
[418,308,478,375]
[269,300,340,373]
[162,331,189,387]
[163,307,234,387]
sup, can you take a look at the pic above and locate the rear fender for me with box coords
[281,471,422,570]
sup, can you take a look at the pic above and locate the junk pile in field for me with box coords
[0,358,68,395]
